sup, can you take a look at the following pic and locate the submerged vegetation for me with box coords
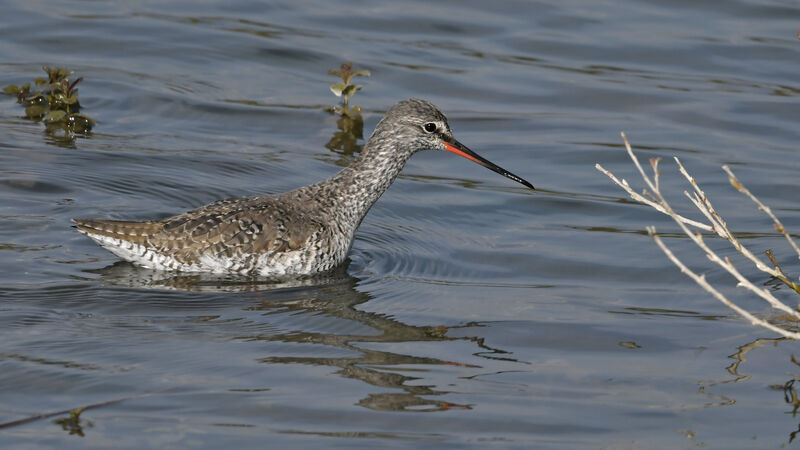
[53,407,92,437]
[3,66,95,142]
[325,62,370,155]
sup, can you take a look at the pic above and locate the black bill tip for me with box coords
[443,140,534,190]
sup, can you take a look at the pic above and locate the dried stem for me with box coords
[598,133,800,338]
[650,229,800,339]
[723,165,800,261]
[766,249,800,295]
[596,141,712,231]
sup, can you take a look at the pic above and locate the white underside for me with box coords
[81,231,315,277]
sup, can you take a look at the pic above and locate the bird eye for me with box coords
[423,122,437,133]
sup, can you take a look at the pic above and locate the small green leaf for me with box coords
[44,110,67,123]
[34,77,48,86]
[351,69,370,78]
[25,94,49,107]
[70,113,94,125]
[68,113,95,132]
[65,93,79,105]
[329,82,347,97]
[25,104,50,119]
[3,85,20,95]
[341,84,361,97]
[46,67,72,83]
[327,69,344,79]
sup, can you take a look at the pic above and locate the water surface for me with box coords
[1,0,800,447]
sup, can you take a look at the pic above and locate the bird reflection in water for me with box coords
[87,261,518,412]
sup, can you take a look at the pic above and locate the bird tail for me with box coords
[72,218,162,243]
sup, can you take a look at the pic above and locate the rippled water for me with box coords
[1,0,800,447]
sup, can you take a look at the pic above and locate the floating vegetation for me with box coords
[53,407,92,437]
[3,66,95,141]
[325,62,370,155]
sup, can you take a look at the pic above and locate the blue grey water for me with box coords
[1,0,799,447]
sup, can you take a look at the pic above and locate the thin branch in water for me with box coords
[766,249,800,296]
[723,165,800,262]
[598,133,800,338]
[595,134,713,231]
[649,227,800,339]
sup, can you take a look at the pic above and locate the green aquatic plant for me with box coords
[53,407,92,437]
[328,61,370,117]
[326,62,370,156]
[0,387,175,432]
[3,66,96,140]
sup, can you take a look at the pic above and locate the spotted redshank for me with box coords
[73,99,533,276]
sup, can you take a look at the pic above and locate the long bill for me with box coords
[443,140,534,189]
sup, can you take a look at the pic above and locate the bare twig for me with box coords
[723,165,800,261]
[766,249,800,295]
[598,133,800,338]
[595,140,712,231]
[649,228,800,339]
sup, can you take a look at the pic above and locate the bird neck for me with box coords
[320,136,415,231]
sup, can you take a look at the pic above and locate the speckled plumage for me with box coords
[73,99,533,276]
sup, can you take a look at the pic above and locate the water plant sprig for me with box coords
[328,62,370,118]
[3,66,96,139]
[325,62,370,156]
